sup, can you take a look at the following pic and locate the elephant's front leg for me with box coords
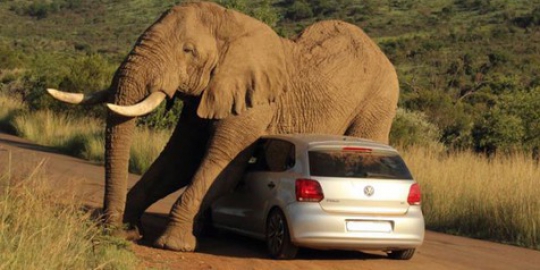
[155,107,275,252]
[122,113,209,240]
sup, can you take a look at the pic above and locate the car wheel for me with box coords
[266,209,298,260]
[387,248,416,260]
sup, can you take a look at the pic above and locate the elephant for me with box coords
[47,1,399,252]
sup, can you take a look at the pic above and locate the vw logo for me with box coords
[364,185,375,196]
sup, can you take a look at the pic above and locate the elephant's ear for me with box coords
[197,23,289,119]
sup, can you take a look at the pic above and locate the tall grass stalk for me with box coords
[402,146,539,249]
[0,160,138,269]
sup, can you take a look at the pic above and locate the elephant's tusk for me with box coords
[47,88,109,105]
[106,91,166,117]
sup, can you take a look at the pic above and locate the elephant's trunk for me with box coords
[104,112,135,225]
[101,18,178,225]
[103,65,149,226]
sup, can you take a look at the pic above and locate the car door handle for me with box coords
[267,182,276,188]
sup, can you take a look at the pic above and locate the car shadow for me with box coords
[138,210,387,261]
[84,206,387,261]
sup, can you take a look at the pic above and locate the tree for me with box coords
[472,108,524,154]
[285,0,313,20]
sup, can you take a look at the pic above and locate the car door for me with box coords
[212,139,296,238]
[241,139,296,235]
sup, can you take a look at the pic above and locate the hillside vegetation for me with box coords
[2,0,540,153]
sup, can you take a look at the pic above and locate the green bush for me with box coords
[285,0,313,20]
[390,108,442,148]
[472,108,524,154]
[136,99,183,130]
[0,44,26,69]
[23,53,116,118]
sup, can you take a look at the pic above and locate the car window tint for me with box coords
[308,150,412,179]
[248,139,295,172]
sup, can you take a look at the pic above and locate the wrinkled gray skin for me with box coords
[49,2,399,252]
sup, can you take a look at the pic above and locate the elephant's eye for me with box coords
[183,43,196,55]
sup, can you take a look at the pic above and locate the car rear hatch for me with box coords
[308,146,414,215]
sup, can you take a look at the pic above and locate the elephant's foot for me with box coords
[109,222,144,241]
[123,225,144,241]
[104,216,144,241]
[154,222,196,252]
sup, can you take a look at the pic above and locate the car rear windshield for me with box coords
[308,150,413,179]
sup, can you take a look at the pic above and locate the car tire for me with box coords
[266,209,298,260]
[387,248,416,260]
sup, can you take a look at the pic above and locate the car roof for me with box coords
[260,134,397,152]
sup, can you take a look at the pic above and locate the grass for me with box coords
[129,126,172,175]
[0,159,138,269]
[0,92,24,133]
[12,109,104,158]
[401,146,539,249]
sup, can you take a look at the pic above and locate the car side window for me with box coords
[248,139,295,172]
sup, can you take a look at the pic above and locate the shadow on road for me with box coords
[130,210,387,261]
[0,137,60,155]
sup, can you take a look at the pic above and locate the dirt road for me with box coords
[1,132,539,270]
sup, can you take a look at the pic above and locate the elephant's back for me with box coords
[273,21,398,136]
[291,20,392,72]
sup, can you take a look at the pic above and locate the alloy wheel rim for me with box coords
[268,213,285,255]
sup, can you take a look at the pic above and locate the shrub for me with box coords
[285,0,313,20]
[0,44,26,69]
[23,53,115,118]
[136,99,183,130]
[472,108,524,154]
[390,108,442,149]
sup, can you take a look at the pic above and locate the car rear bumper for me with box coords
[285,203,424,251]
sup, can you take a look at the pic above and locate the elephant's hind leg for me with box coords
[345,100,396,144]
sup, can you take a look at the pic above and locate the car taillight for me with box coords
[296,178,324,202]
[407,183,421,205]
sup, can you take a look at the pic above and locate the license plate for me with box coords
[346,220,392,233]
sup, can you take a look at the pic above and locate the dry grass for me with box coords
[11,108,172,174]
[0,159,138,270]
[130,126,171,174]
[0,94,25,133]
[0,94,171,174]
[12,109,104,158]
[401,146,540,249]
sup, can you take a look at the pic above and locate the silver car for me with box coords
[211,134,424,260]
